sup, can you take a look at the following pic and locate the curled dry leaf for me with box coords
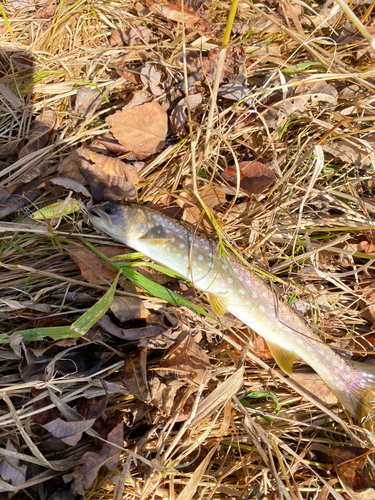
[43,417,96,446]
[57,146,138,201]
[80,421,124,490]
[123,349,150,402]
[19,109,57,159]
[222,161,276,196]
[218,83,251,102]
[0,440,27,495]
[36,0,57,18]
[106,102,168,159]
[170,93,203,132]
[140,64,164,96]
[97,315,166,341]
[332,446,375,500]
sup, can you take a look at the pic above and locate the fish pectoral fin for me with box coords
[140,225,171,245]
[207,292,229,316]
[266,341,298,375]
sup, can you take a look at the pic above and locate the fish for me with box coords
[88,201,375,428]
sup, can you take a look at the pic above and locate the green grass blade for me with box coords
[2,273,120,343]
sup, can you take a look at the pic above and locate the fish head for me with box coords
[88,202,149,242]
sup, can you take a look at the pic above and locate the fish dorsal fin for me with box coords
[266,341,298,375]
[140,225,170,245]
[207,292,229,316]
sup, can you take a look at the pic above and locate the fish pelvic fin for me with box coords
[207,292,229,316]
[140,225,172,245]
[266,341,299,375]
[327,360,375,430]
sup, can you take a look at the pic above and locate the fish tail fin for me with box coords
[328,360,375,430]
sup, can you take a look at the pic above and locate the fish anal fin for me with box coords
[140,225,171,245]
[207,292,228,317]
[266,341,298,375]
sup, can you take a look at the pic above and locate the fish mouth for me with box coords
[88,207,112,227]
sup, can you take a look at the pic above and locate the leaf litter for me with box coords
[2,0,375,499]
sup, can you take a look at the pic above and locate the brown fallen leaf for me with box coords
[123,349,150,402]
[290,371,338,407]
[180,185,226,231]
[18,109,57,158]
[332,446,375,500]
[222,161,276,196]
[48,177,92,199]
[80,421,124,490]
[57,146,138,201]
[36,0,57,18]
[145,0,211,31]
[0,138,26,159]
[43,417,96,446]
[159,335,212,385]
[275,80,338,116]
[140,64,164,96]
[170,93,203,132]
[105,102,168,159]
[322,140,373,167]
[0,299,51,320]
[74,87,102,119]
[68,246,129,285]
[110,296,148,323]
[0,440,27,496]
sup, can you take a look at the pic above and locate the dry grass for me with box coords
[1,0,375,498]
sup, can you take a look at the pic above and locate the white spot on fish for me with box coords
[157,229,161,235]
[194,243,200,248]
[165,229,171,234]
[259,305,265,312]
[171,238,175,243]
[252,291,257,299]
[227,277,233,284]
[193,261,197,266]
[240,289,246,295]
[177,253,181,258]
[179,243,185,249]
[198,255,204,261]
[204,246,209,251]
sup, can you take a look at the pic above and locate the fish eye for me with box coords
[103,203,116,215]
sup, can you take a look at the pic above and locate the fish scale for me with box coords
[89,202,375,429]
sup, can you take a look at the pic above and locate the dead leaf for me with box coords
[222,161,276,196]
[123,349,150,402]
[48,177,92,199]
[43,417,96,446]
[322,140,373,167]
[140,64,164,96]
[110,296,148,323]
[170,93,203,132]
[290,372,338,407]
[74,87,102,118]
[159,335,211,385]
[180,185,226,230]
[0,441,27,495]
[218,83,251,102]
[106,102,168,159]
[127,25,153,46]
[146,0,211,31]
[332,446,375,500]
[68,246,128,284]
[276,80,338,116]
[149,376,184,416]
[80,421,124,490]
[18,110,57,158]
[36,0,57,18]
[97,315,166,341]
[57,146,138,201]
[109,29,129,46]
[0,299,51,320]
[0,138,26,159]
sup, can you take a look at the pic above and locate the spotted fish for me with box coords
[89,202,375,428]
